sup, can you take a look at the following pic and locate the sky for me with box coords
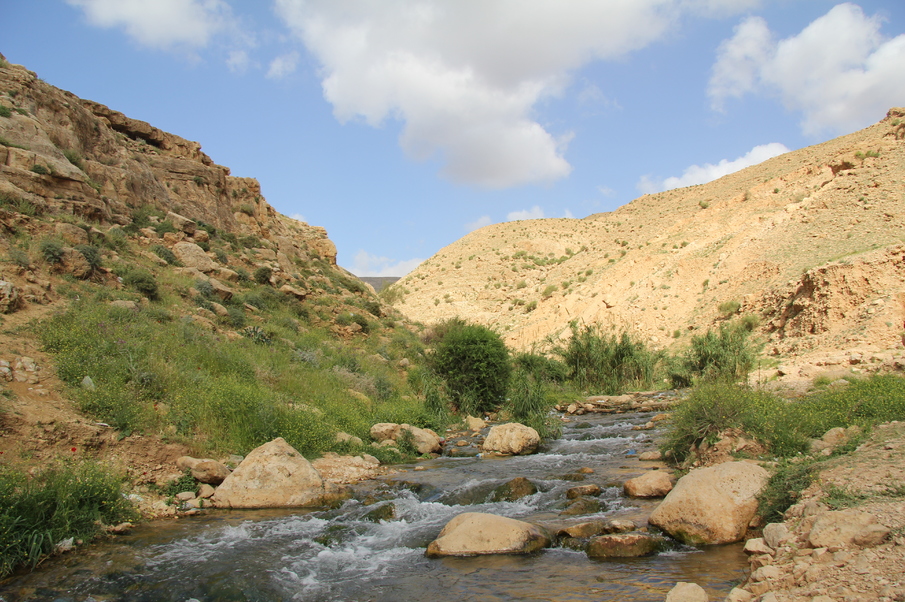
[2,1,904,276]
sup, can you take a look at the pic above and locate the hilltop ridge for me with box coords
[391,109,905,381]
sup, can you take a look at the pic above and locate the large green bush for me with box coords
[429,320,511,414]
[671,319,758,386]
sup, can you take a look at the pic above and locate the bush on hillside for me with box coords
[670,319,758,387]
[428,319,511,414]
[121,268,159,300]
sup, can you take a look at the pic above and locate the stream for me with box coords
[0,408,748,601]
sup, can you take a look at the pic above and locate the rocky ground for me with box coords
[726,422,905,602]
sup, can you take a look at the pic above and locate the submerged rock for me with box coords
[586,532,661,558]
[490,477,538,502]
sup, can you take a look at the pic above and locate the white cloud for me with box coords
[65,0,234,50]
[710,4,905,135]
[507,206,545,221]
[227,49,250,73]
[348,250,423,277]
[288,212,307,223]
[597,186,616,197]
[267,52,300,79]
[637,142,789,193]
[274,1,757,188]
[465,215,493,232]
[562,208,575,219]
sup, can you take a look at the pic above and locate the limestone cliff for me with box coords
[0,55,336,266]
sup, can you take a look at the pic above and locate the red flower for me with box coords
[71,447,77,452]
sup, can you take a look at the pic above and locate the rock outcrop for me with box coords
[649,461,769,544]
[425,512,550,557]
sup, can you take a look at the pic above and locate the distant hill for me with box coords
[359,276,401,293]
[390,109,905,372]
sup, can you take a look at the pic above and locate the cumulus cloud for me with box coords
[274,1,757,188]
[637,142,789,193]
[507,206,546,221]
[65,0,234,50]
[288,212,307,223]
[226,49,250,73]
[349,250,423,277]
[710,3,905,135]
[465,215,493,232]
[267,52,300,79]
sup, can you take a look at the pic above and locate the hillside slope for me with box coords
[393,110,905,373]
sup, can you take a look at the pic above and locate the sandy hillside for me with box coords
[392,109,905,377]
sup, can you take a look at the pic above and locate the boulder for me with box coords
[762,522,791,548]
[166,211,196,235]
[743,537,773,555]
[425,512,550,557]
[556,518,636,539]
[665,582,709,602]
[0,281,21,314]
[807,509,890,548]
[172,242,217,273]
[370,423,402,442]
[490,477,538,502]
[586,533,661,558]
[211,438,340,508]
[648,461,769,544]
[190,460,231,485]
[367,423,441,454]
[483,423,540,455]
[624,471,674,498]
[560,497,600,516]
[55,222,88,245]
[466,415,487,431]
[566,484,601,499]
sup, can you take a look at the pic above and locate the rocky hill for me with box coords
[0,54,336,272]
[392,110,905,378]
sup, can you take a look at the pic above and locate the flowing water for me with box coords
[0,410,748,601]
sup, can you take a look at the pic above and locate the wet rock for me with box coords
[624,470,673,498]
[648,461,769,544]
[560,496,601,516]
[426,512,550,557]
[363,503,396,522]
[211,437,342,508]
[566,484,601,499]
[483,423,540,455]
[664,582,708,602]
[587,532,661,558]
[490,477,538,502]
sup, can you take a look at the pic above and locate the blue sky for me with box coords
[3,1,904,276]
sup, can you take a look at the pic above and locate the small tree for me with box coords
[429,320,511,414]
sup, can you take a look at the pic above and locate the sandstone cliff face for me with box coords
[392,109,905,366]
[0,57,335,266]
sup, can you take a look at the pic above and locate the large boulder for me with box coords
[586,532,661,558]
[665,582,709,602]
[172,241,217,273]
[483,423,540,455]
[175,456,232,485]
[648,461,769,545]
[166,211,196,235]
[211,438,340,508]
[623,470,674,498]
[425,512,550,557]
[368,423,441,454]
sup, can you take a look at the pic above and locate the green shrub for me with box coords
[506,369,560,439]
[559,324,659,393]
[541,284,557,298]
[757,459,818,522]
[253,266,272,285]
[62,149,85,171]
[0,105,11,118]
[153,221,177,236]
[7,247,31,269]
[30,164,49,175]
[213,248,229,264]
[0,459,137,578]
[512,352,568,383]
[718,300,741,316]
[429,320,511,414]
[672,320,757,386]
[39,239,65,264]
[75,244,102,271]
[122,269,159,300]
[151,244,180,265]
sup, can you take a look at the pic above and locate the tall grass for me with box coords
[558,324,660,394]
[38,300,430,456]
[506,369,561,439]
[0,459,136,578]
[670,319,758,387]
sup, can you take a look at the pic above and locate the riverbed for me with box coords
[0,410,748,601]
